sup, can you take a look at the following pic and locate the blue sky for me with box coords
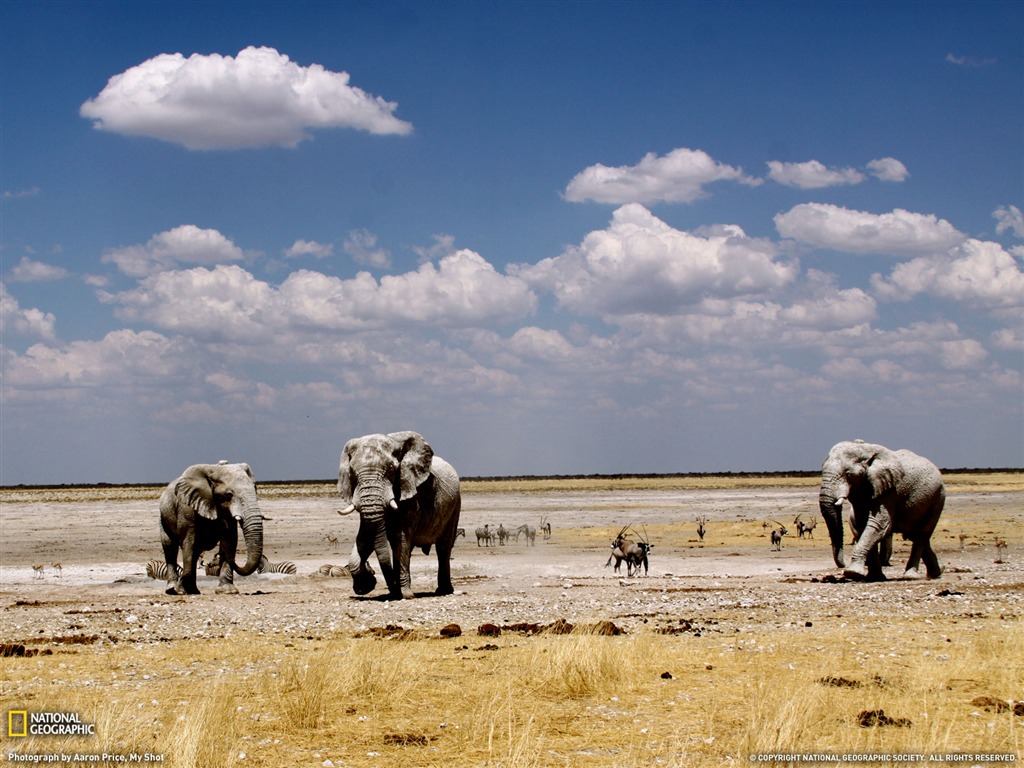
[2,0,1021,484]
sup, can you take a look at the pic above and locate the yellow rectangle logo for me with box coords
[8,710,28,737]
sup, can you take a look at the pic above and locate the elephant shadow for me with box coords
[348,590,450,602]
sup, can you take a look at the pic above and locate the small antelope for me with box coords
[995,538,1007,564]
[770,521,788,551]
[32,563,45,579]
[324,533,339,546]
[50,562,62,577]
[695,515,708,541]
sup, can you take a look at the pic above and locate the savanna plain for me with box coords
[1,473,1022,768]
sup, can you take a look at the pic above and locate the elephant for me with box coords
[819,440,946,581]
[158,461,265,595]
[336,431,461,600]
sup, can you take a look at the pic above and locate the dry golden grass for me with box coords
[2,470,1018,503]
[5,618,1021,767]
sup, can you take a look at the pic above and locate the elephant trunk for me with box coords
[231,496,264,576]
[344,469,394,595]
[819,471,847,569]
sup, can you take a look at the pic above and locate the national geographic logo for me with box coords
[7,711,95,737]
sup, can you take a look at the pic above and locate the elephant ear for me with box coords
[175,465,218,520]
[337,440,358,504]
[388,431,434,501]
[866,448,900,498]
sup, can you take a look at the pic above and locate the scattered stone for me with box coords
[383,733,433,746]
[439,623,462,638]
[971,695,1024,716]
[857,709,911,728]
[818,676,861,688]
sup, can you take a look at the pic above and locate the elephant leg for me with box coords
[215,525,239,595]
[161,534,181,596]
[921,541,942,579]
[176,530,200,594]
[845,506,891,581]
[880,532,893,567]
[864,545,886,581]
[434,518,458,596]
[390,529,415,600]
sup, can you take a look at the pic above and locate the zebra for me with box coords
[475,525,494,547]
[513,524,537,546]
[146,560,182,581]
[257,556,297,575]
[496,524,509,546]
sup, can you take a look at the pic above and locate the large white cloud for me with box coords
[102,225,246,277]
[105,250,536,339]
[564,148,761,204]
[774,203,967,255]
[512,204,797,315]
[2,329,182,388]
[80,46,412,150]
[871,238,1024,311]
[0,283,57,341]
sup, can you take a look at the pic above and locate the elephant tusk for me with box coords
[834,497,846,509]
[233,514,243,522]
[337,505,356,516]
[388,499,399,511]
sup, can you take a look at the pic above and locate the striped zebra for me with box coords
[146,560,182,581]
[257,556,297,575]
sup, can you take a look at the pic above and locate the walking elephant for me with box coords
[819,440,946,581]
[336,431,461,599]
[159,461,265,595]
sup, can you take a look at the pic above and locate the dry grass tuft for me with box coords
[4,619,1022,766]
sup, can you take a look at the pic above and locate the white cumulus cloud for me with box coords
[512,204,797,315]
[774,203,967,255]
[866,157,909,182]
[284,239,333,259]
[7,257,69,282]
[105,250,536,339]
[102,225,246,277]
[994,205,1024,238]
[343,229,391,269]
[80,46,412,150]
[0,283,57,341]
[871,238,1024,311]
[767,160,864,189]
[564,148,761,204]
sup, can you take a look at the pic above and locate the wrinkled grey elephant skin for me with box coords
[337,431,461,600]
[159,462,265,595]
[819,440,945,582]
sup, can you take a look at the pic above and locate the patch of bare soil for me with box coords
[1,484,1021,648]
